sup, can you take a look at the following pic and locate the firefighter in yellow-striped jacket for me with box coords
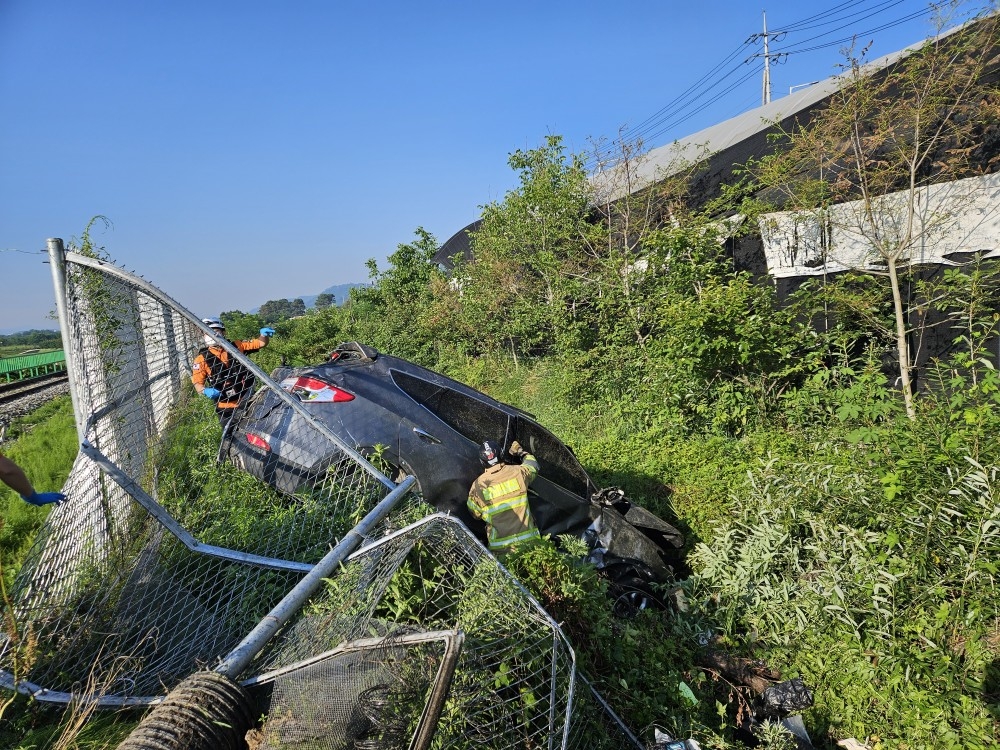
[467,439,540,553]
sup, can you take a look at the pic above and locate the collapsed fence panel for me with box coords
[241,514,643,749]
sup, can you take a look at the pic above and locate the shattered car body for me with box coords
[222,342,684,584]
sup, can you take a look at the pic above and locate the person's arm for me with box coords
[509,441,539,483]
[192,355,221,399]
[192,354,214,397]
[237,328,275,352]
[0,452,35,497]
[467,482,485,520]
[0,452,66,506]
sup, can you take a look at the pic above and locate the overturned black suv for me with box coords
[222,342,684,594]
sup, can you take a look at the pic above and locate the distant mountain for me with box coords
[300,282,369,309]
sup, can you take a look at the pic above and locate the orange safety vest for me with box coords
[191,339,264,409]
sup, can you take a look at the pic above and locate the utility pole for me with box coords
[762,11,771,105]
[746,11,785,106]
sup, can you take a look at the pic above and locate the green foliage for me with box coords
[257,297,307,324]
[219,309,266,341]
[689,408,1000,746]
[459,135,599,358]
[151,390,360,563]
[1,701,138,749]
[258,305,343,368]
[12,93,1000,745]
[343,227,460,365]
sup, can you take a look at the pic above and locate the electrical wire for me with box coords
[586,0,937,170]
[638,63,765,148]
[586,53,758,169]
[620,40,755,136]
[771,0,906,33]
[780,7,934,54]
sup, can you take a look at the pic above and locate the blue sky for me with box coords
[0,0,960,334]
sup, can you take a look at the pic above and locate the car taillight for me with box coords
[280,375,355,403]
[245,432,271,452]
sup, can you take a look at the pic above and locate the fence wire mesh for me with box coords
[1,245,643,749]
[246,629,463,750]
[245,514,642,749]
[0,249,410,703]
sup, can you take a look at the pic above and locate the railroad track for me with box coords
[0,372,70,407]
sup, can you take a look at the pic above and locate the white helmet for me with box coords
[201,317,225,346]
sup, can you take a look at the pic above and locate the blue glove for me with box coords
[21,491,66,507]
[260,327,276,337]
[203,387,221,400]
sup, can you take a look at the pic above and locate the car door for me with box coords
[511,416,596,537]
[388,368,511,512]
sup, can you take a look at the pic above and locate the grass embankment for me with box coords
[1,397,77,586]
[3,360,999,748]
[452,355,1000,748]
[1,397,142,748]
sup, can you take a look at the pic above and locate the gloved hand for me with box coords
[509,440,525,456]
[203,387,221,400]
[21,491,66,507]
[260,327,276,337]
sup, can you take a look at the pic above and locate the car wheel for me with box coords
[360,447,420,492]
[609,575,668,619]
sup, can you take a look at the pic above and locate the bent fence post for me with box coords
[117,476,417,750]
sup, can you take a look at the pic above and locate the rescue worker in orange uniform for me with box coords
[467,439,541,554]
[191,317,274,426]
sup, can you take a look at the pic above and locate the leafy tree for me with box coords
[460,135,600,360]
[314,292,335,309]
[219,310,266,342]
[343,227,458,364]
[258,297,307,324]
[460,132,817,434]
[750,5,1000,418]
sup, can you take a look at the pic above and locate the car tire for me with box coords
[609,575,668,619]
[359,447,420,493]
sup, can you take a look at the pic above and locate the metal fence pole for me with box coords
[214,474,417,679]
[47,238,86,444]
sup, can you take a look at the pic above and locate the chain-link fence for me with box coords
[0,241,643,749]
[0,243,411,704]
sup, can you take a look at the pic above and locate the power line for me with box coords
[780,8,934,55]
[773,0,906,33]
[586,0,936,171]
[586,53,758,169]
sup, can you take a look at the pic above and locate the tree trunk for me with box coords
[888,257,916,420]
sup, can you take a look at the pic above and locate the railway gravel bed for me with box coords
[0,380,71,432]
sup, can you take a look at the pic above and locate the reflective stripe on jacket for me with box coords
[191,339,264,409]
[467,453,540,551]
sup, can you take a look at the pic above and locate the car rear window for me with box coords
[391,369,508,445]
